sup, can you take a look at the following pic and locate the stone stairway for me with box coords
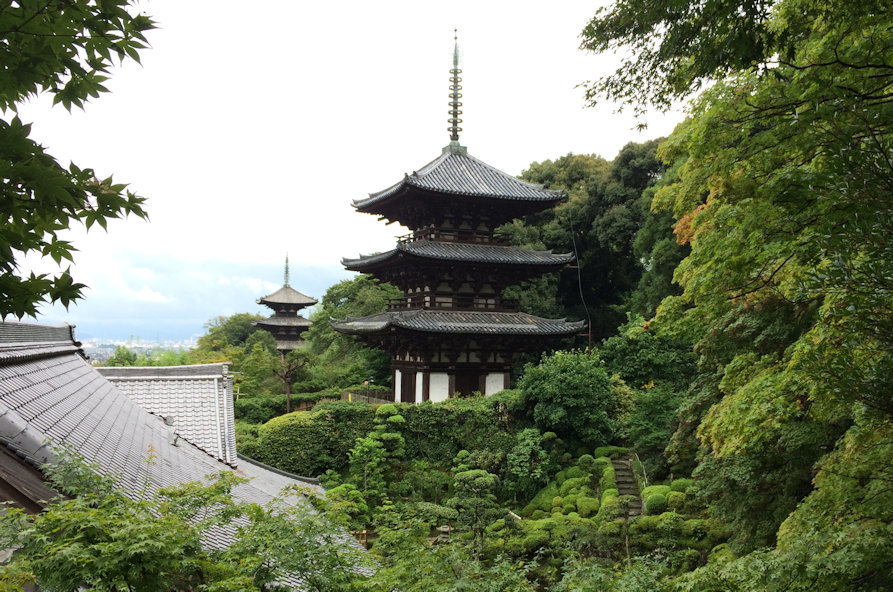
[612,454,643,517]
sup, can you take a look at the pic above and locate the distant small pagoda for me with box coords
[255,256,317,353]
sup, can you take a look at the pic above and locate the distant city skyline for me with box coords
[20,1,685,341]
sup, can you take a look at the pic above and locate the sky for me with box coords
[20,0,685,342]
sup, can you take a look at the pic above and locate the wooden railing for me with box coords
[386,294,519,312]
[397,227,510,246]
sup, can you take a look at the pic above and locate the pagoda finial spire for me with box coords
[448,29,463,145]
[284,253,290,287]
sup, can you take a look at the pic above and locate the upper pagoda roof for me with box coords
[343,239,573,271]
[257,285,317,307]
[332,310,584,337]
[353,144,564,216]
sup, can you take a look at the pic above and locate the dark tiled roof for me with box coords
[0,321,357,589]
[343,240,573,270]
[97,364,236,465]
[255,316,312,328]
[332,310,585,336]
[354,145,563,210]
[258,285,318,307]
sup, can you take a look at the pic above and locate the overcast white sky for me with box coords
[20,0,684,342]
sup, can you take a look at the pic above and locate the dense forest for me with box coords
[2,0,890,590]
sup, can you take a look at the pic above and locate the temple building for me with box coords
[332,37,584,402]
[255,256,317,353]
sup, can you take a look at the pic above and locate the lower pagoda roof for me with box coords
[343,239,573,272]
[331,310,584,336]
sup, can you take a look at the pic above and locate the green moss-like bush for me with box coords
[577,454,595,471]
[645,493,668,515]
[560,477,584,497]
[555,470,567,485]
[576,495,599,517]
[565,465,584,480]
[563,493,579,507]
[598,464,617,493]
[670,478,694,493]
[527,482,559,514]
[593,445,628,459]
[531,510,545,520]
[253,401,375,476]
[642,484,672,499]
[667,490,686,511]
[552,496,563,508]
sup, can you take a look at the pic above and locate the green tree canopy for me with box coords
[0,0,154,318]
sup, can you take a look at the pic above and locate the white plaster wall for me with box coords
[415,372,424,402]
[394,369,402,403]
[429,373,450,402]
[485,372,506,396]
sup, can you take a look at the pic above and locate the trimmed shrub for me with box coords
[527,482,559,515]
[253,401,375,476]
[670,478,694,493]
[642,484,672,499]
[577,454,595,471]
[552,496,563,508]
[576,496,599,518]
[593,445,628,459]
[667,491,686,511]
[565,465,584,480]
[555,470,567,485]
[560,477,584,497]
[645,493,668,515]
[531,510,545,520]
[599,464,617,494]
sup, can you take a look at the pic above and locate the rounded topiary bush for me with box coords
[642,484,672,499]
[667,490,686,511]
[552,496,563,508]
[565,465,584,480]
[671,478,694,493]
[577,454,595,471]
[560,477,584,496]
[531,510,545,520]
[645,493,668,515]
[576,495,599,518]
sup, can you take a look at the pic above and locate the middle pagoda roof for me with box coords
[342,239,573,273]
[353,144,565,228]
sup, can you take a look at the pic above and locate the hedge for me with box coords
[251,401,375,476]
[250,395,519,478]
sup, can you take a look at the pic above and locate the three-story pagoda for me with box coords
[255,256,317,353]
[332,37,584,401]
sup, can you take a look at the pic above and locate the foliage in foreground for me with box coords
[0,455,371,592]
[0,0,153,318]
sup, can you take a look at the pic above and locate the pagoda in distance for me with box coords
[255,255,317,353]
[332,33,584,402]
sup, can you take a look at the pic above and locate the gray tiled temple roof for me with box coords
[354,145,563,210]
[97,363,236,466]
[343,239,573,270]
[332,310,585,336]
[0,321,351,589]
[258,285,318,307]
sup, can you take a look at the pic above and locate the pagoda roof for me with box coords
[354,144,563,214]
[255,316,312,328]
[257,285,317,307]
[343,240,573,271]
[331,310,584,337]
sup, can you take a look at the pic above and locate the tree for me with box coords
[501,142,667,340]
[518,350,629,448]
[0,0,154,318]
[104,345,138,367]
[582,0,892,581]
[305,275,401,387]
